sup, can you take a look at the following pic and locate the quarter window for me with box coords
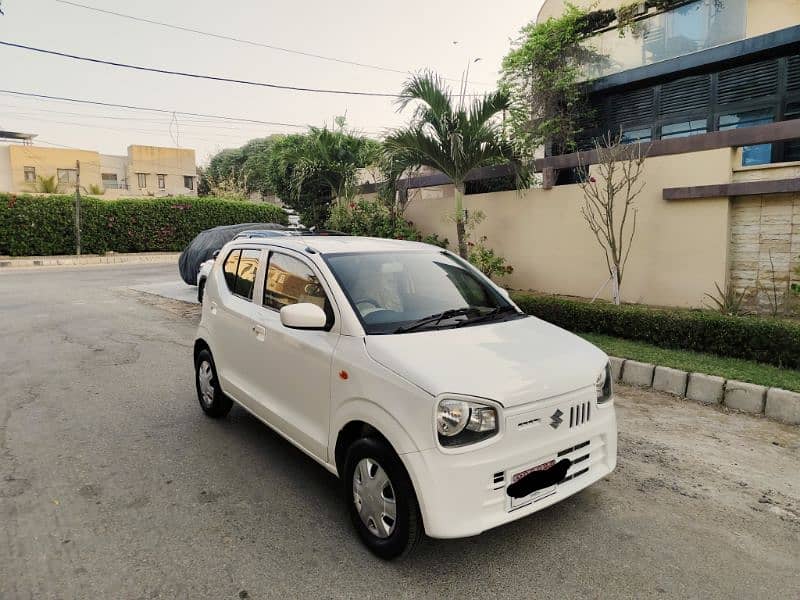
[24,166,36,182]
[264,253,328,312]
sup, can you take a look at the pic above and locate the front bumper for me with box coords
[403,388,617,539]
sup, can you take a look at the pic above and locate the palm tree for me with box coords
[30,175,60,194]
[384,72,529,258]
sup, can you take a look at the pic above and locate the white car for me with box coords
[196,258,215,302]
[193,236,617,559]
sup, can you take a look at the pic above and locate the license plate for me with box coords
[508,459,558,510]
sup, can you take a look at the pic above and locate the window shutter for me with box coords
[718,59,779,104]
[787,55,800,93]
[607,87,654,128]
[660,74,710,117]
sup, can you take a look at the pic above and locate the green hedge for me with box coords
[0,194,287,256]
[512,293,800,370]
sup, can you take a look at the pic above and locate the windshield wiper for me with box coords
[393,307,478,334]
[455,305,519,327]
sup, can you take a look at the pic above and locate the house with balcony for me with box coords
[0,137,198,198]
[382,0,800,310]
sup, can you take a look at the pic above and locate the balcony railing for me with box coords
[581,0,747,80]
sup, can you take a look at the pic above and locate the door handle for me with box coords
[252,324,266,340]
[210,301,218,315]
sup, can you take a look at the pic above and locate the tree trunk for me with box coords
[454,182,468,259]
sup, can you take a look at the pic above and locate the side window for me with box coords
[234,249,261,299]
[223,249,241,292]
[264,253,328,312]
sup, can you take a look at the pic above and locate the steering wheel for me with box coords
[353,296,382,315]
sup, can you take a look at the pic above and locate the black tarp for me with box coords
[178,222,286,285]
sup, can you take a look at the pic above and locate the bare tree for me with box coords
[579,133,648,305]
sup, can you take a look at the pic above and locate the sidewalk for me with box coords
[0,252,180,268]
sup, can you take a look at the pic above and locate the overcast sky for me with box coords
[0,0,543,164]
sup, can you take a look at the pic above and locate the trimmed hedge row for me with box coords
[512,293,800,370]
[0,194,287,256]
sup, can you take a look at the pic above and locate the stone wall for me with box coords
[729,194,800,313]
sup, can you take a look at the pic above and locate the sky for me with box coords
[0,0,544,164]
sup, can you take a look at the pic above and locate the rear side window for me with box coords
[223,249,241,292]
[264,252,328,312]
[222,248,261,300]
[234,249,261,299]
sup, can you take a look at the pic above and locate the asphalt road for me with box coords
[1,264,798,599]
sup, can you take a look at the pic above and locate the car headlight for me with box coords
[596,362,613,404]
[436,398,499,447]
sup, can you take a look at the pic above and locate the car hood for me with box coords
[364,316,608,407]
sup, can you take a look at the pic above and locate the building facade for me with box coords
[392,0,800,310]
[0,141,198,198]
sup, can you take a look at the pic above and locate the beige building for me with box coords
[373,0,800,311]
[0,136,197,198]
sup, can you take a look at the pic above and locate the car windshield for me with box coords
[324,250,521,334]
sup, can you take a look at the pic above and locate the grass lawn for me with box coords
[580,332,800,393]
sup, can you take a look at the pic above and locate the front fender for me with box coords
[330,398,421,461]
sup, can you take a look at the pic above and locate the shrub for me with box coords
[0,193,287,256]
[326,199,448,247]
[511,293,800,369]
[468,236,513,280]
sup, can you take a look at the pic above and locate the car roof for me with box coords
[232,235,439,255]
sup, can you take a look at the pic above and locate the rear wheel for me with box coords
[194,349,232,418]
[343,437,422,559]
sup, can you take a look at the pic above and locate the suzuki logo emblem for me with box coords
[550,409,564,429]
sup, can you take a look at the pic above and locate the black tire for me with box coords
[194,348,232,418]
[198,278,206,303]
[343,437,423,560]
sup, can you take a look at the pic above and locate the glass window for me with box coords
[101,173,118,189]
[137,173,147,188]
[184,176,194,190]
[233,249,260,299]
[223,249,241,293]
[23,166,36,182]
[325,251,518,335]
[661,119,708,139]
[264,253,328,312]
[57,169,77,184]
[157,174,166,189]
[719,109,774,166]
[782,102,800,162]
[621,128,652,144]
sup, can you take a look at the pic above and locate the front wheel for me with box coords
[194,349,232,418]
[343,437,423,559]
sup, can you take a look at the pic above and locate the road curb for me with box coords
[0,253,180,268]
[610,356,800,426]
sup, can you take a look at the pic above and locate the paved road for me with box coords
[1,264,798,599]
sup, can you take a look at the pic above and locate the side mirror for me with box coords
[280,303,327,330]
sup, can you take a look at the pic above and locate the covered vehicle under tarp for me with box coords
[178,222,286,285]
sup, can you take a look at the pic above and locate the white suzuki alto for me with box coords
[194,236,617,559]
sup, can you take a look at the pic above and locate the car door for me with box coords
[211,247,267,408]
[250,249,339,461]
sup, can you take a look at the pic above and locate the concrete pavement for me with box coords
[0,263,798,599]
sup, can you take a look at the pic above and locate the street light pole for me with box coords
[74,159,81,256]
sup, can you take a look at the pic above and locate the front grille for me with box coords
[569,402,591,427]
[559,440,591,483]
[492,471,505,490]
